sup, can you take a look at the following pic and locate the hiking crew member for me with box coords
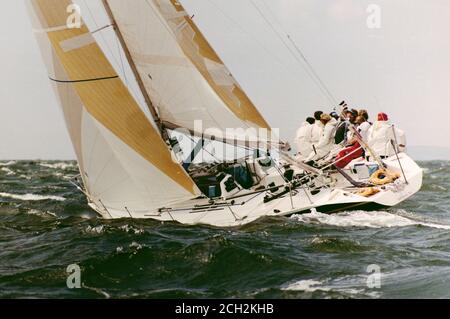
[294,117,316,159]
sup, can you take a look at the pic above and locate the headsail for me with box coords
[103,0,272,138]
[27,0,201,217]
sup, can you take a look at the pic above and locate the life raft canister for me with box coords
[369,169,400,186]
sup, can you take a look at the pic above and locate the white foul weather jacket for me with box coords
[307,118,338,161]
[367,121,407,157]
[310,121,324,145]
[294,122,314,158]
[347,121,372,143]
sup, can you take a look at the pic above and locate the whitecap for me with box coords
[1,167,15,176]
[82,285,111,299]
[85,225,105,234]
[39,162,75,170]
[281,280,330,292]
[130,242,143,250]
[119,224,145,235]
[0,161,16,167]
[0,192,66,202]
[62,175,77,180]
[310,236,333,245]
[281,277,381,298]
[291,210,450,230]
[27,209,57,217]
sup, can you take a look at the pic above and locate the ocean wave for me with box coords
[114,242,145,257]
[308,236,365,253]
[129,241,143,251]
[281,277,381,298]
[282,279,331,292]
[291,210,450,230]
[281,279,376,297]
[0,192,66,202]
[82,285,111,299]
[27,209,57,218]
[85,225,105,234]
[422,184,448,192]
[0,161,16,167]
[84,224,145,236]
[1,167,15,176]
[119,224,145,235]
[39,162,76,170]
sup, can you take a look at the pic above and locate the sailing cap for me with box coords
[377,113,389,121]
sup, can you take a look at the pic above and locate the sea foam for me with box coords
[1,167,15,176]
[0,192,66,202]
[281,279,330,292]
[291,210,450,230]
[0,161,17,167]
[281,277,380,298]
[39,162,75,170]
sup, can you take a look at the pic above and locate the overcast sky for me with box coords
[0,0,449,160]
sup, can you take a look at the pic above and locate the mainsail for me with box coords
[102,0,272,137]
[27,0,201,217]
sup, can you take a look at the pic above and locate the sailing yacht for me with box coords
[27,0,423,227]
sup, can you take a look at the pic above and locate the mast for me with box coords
[101,0,166,137]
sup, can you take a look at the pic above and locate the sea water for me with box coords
[0,160,449,298]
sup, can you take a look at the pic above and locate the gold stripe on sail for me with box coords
[154,0,271,130]
[32,0,198,195]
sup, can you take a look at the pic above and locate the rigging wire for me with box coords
[115,34,129,86]
[82,0,120,68]
[286,35,338,106]
[82,0,140,101]
[184,135,222,163]
[261,0,338,105]
[180,129,269,166]
[250,0,336,105]
[207,0,296,71]
[208,0,335,111]
[250,0,338,106]
[258,0,338,105]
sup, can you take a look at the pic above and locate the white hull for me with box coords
[89,153,423,227]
